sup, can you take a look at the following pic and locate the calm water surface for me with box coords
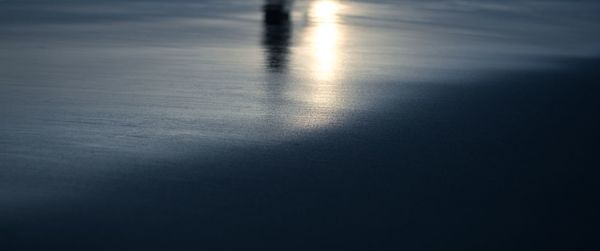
[1,0,600,217]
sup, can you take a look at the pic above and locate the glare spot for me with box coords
[311,0,339,23]
[309,0,341,84]
[295,0,345,128]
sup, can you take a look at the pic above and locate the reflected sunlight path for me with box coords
[292,0,346,128]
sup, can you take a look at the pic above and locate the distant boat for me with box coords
[263,0,294,24]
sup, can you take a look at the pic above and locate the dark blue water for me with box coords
[1,0,600,250]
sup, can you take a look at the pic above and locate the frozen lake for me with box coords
[2,0,600,249]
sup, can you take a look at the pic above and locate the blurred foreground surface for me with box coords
[1,0,600,250]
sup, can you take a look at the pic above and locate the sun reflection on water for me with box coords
[301,0,345,114]
[288,0,345,129]
[262,0,347,130]
[310,0,341,82]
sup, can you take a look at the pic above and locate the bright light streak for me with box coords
[310,0,341,83]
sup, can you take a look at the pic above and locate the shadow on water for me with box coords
[261,8,292,73]
[260,4,293,128]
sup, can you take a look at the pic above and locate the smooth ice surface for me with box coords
[1,0,600,222]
